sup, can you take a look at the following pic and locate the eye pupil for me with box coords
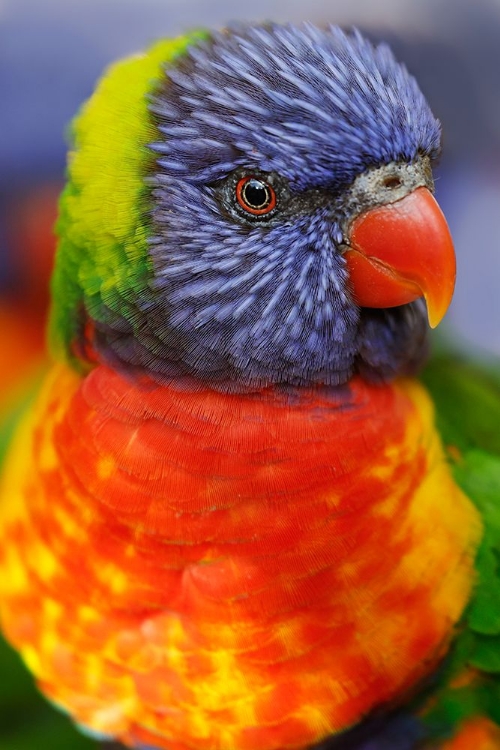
[236,176,277,216]
[243,179,271,209]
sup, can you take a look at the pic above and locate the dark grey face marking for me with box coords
[338,157,434,238]
[214,157,434,238]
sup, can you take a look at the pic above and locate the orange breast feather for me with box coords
[0,363,481,750]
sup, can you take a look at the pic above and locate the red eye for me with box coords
[235,176,277,215]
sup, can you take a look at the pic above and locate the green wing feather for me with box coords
[420,354,500,737]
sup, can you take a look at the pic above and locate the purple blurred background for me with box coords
[2,0,500,356]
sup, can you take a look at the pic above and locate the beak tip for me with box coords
[426,301,451,330]
[424,274,456,329]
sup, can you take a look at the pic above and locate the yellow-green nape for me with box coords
[49,29,208,366]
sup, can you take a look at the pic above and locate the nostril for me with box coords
[383,175,402,189]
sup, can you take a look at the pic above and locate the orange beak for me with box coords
[343,187,456,328]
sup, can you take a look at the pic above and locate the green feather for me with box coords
[420,354,500,735]
[49,31,207,368]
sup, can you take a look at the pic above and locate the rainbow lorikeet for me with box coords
[1,22,500,750]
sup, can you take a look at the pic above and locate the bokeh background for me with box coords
[1,0,500,747]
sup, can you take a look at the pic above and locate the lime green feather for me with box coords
[50,31,207,367]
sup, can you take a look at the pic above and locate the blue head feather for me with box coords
[91,23,438,390]
[151,23,440,188]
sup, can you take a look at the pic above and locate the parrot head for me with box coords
[51,23,455,390]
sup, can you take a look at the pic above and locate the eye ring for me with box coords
[235,176,277,216]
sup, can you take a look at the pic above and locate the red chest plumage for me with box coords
[0,364,480,750]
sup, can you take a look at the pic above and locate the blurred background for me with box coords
[1,0,500,747]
